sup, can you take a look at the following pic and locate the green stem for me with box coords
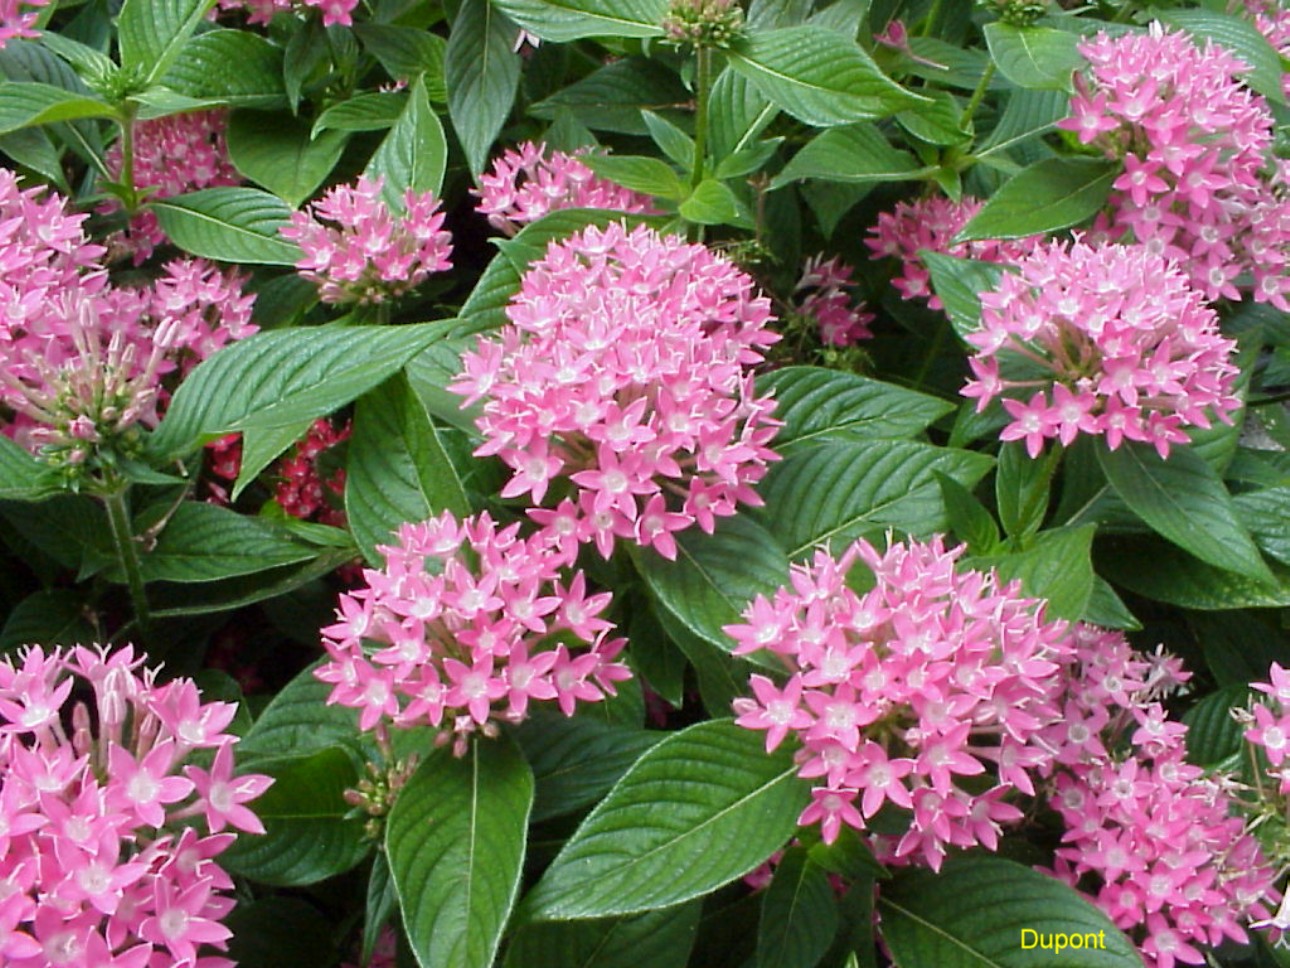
[118,102,139,213]
[105,486,153,647]
[960,61,997,133]
[691,46,712,190]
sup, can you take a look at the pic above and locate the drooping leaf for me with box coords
[523,719,809,920]
[446,0,521,174]
[955,157,1117,243]
[728,26,926,127]
[151,187,303,265]
[387,737,533,968]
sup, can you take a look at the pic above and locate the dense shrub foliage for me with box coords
[0,0,1288,965]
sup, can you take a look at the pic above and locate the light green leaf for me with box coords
[365,76,447,205]
[161,29,286,108]
[221,747,370,886]
[984,23,1085,91]
[0,434,62,502]
[1097,442,1274,582]
[758,440,994,559]
[524,720,809,920]
[969,525,1096,622]
[227,111,346,207]
[345,374,471,564]
[150,321,452,458]
[728,25,926,127]
[896,88,969,146]
[491,0,666,42]
[583,154,684,199]
[0,82,115,133]
[118,0,216,85]
[446,0,521,174]
[955,157,1117,243]
[680,178,744,225]
[708,66,778,159]
[387,737,533,968]
[878,856,1139,967]
[641,109,694,169]
[771,123,926,189]
[756,367,952,453]
[151,187,302,265]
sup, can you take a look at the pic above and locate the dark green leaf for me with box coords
[365,75,447,205]
[239,662,364,760]
[524,720,809,920]
[708,66,778,159]
[757,847,838,968]
[955,158,1117,243]
[922,253,1006,341]
[313,91,408,136]
[983,23,1084,91]
[227,110,346,207]
[1183,683,1251,769]
[1097,538,1290,610]
[970,525,1096,622]
[491,0,666,42]
[226,896,341,968]
[531,58,689,137]
[1080,577,1139,631]
[896,88,968,146]
[355,23,447,98]
[506,903,700,968]
[995,441,1058,541]
[936,473,999,554]
[771,122,926,188]
[151,187,302,265]
[446,0,521,174]
[642,109,694,169]
[162,29,286,108]
[1235,486,1290,567]
[0,589,96,653]
[387,737,533,968]
[0,434,62,501]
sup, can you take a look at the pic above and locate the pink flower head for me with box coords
[217,0,357,26]
[281,175,453,305]
[728,535,1070,869]
[793,254,874,346]
[1060,23,1287,306]
[1043,628,1277,968]
[962,240,1240,459]
[0,0,50,48]
[474,142,659,236]
[451,222,781,559]
[864,195,1042,310]
[0,644,269,967]
[103,111,240,263]
[315,510,631,748]
[273,417,351,526]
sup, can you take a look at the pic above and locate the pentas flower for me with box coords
[451,222,780,560]
[962,240,1240,459]
[281,175,452,305]
[0,644,271,967]
[217,0,358,26]
[1042,627,1277,968]
[793,255,874,347]
[474,141,657,236]
[1061,23,1288,308]
[1242,1,1290,100]
[727,535,1070,870]
[315,510,631,753]
[274,417,351,526]
[0,0,48,48]
[103,111,240,263]
[864,195,1041,309]
[1246,662,1290,794]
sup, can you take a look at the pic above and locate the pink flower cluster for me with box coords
[1044,627,1276,968]
[864,195,1040,309]
[281,176,452,305]
[1243,1,1290,100]
[793,255,873,346]
[316,511,632,753]
[474,141,657,236]
[1245,662,1290,794]
[962,240,1240,459]
[274,417,351,526]
[0,644,271,967]
[104,111,240,263]
[0,0,49,48]
[727,535,1070,870]
[1062,23,1289,308]
[216,0,357,27]
[451,222,781,560]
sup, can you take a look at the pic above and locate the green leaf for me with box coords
[1156,8,1287,105]
[1235,486,1290,567]
[878,856,1140,968]
[0,589,96,653]
[238,662,363,760]
[491,0,666,42]
[1097,442,1274,582]
[0,434,61,502]
[728,26,926,128]
[970,525,1096,622]
[714,137,783,179]
[151,187,302,265]
[120,502,317,583]
[512,710,664,823]
[0,82,115,134]
[355,23,448,98]
[1097,538,1290,610]
[771,123,925,189]
[346,374,471,564]
[313,92,407,137]
[757,367,953,454]
[936,473,999,555]
[1080,576,1139,631]
[955,158,1117,243]
[757,847,839,968]
[995,441,1058,541]
[1183,683,1251,768]
[118,0,216,84]
[387,737,533,968]
[231,418,316,501]
[446,0,521,174]
[226,896,341,968]
[227,111,346,207]
[221,747,370,886]
[150,321,452,458]
[506,904,700,968]
[680,178,744,225]
[531,58,689,136]
[758,440,994,560]
[896,88,969,146]
[983,23,1084,92]
[708,66,778,159]
[524,720,810,920]
[161,29,286,109]
[977,88,1068,160]
[582,154,684,199]
[922,253,1006,341]
[365,76,447,205]
[634,515,790,658]
[642,109,694,169]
